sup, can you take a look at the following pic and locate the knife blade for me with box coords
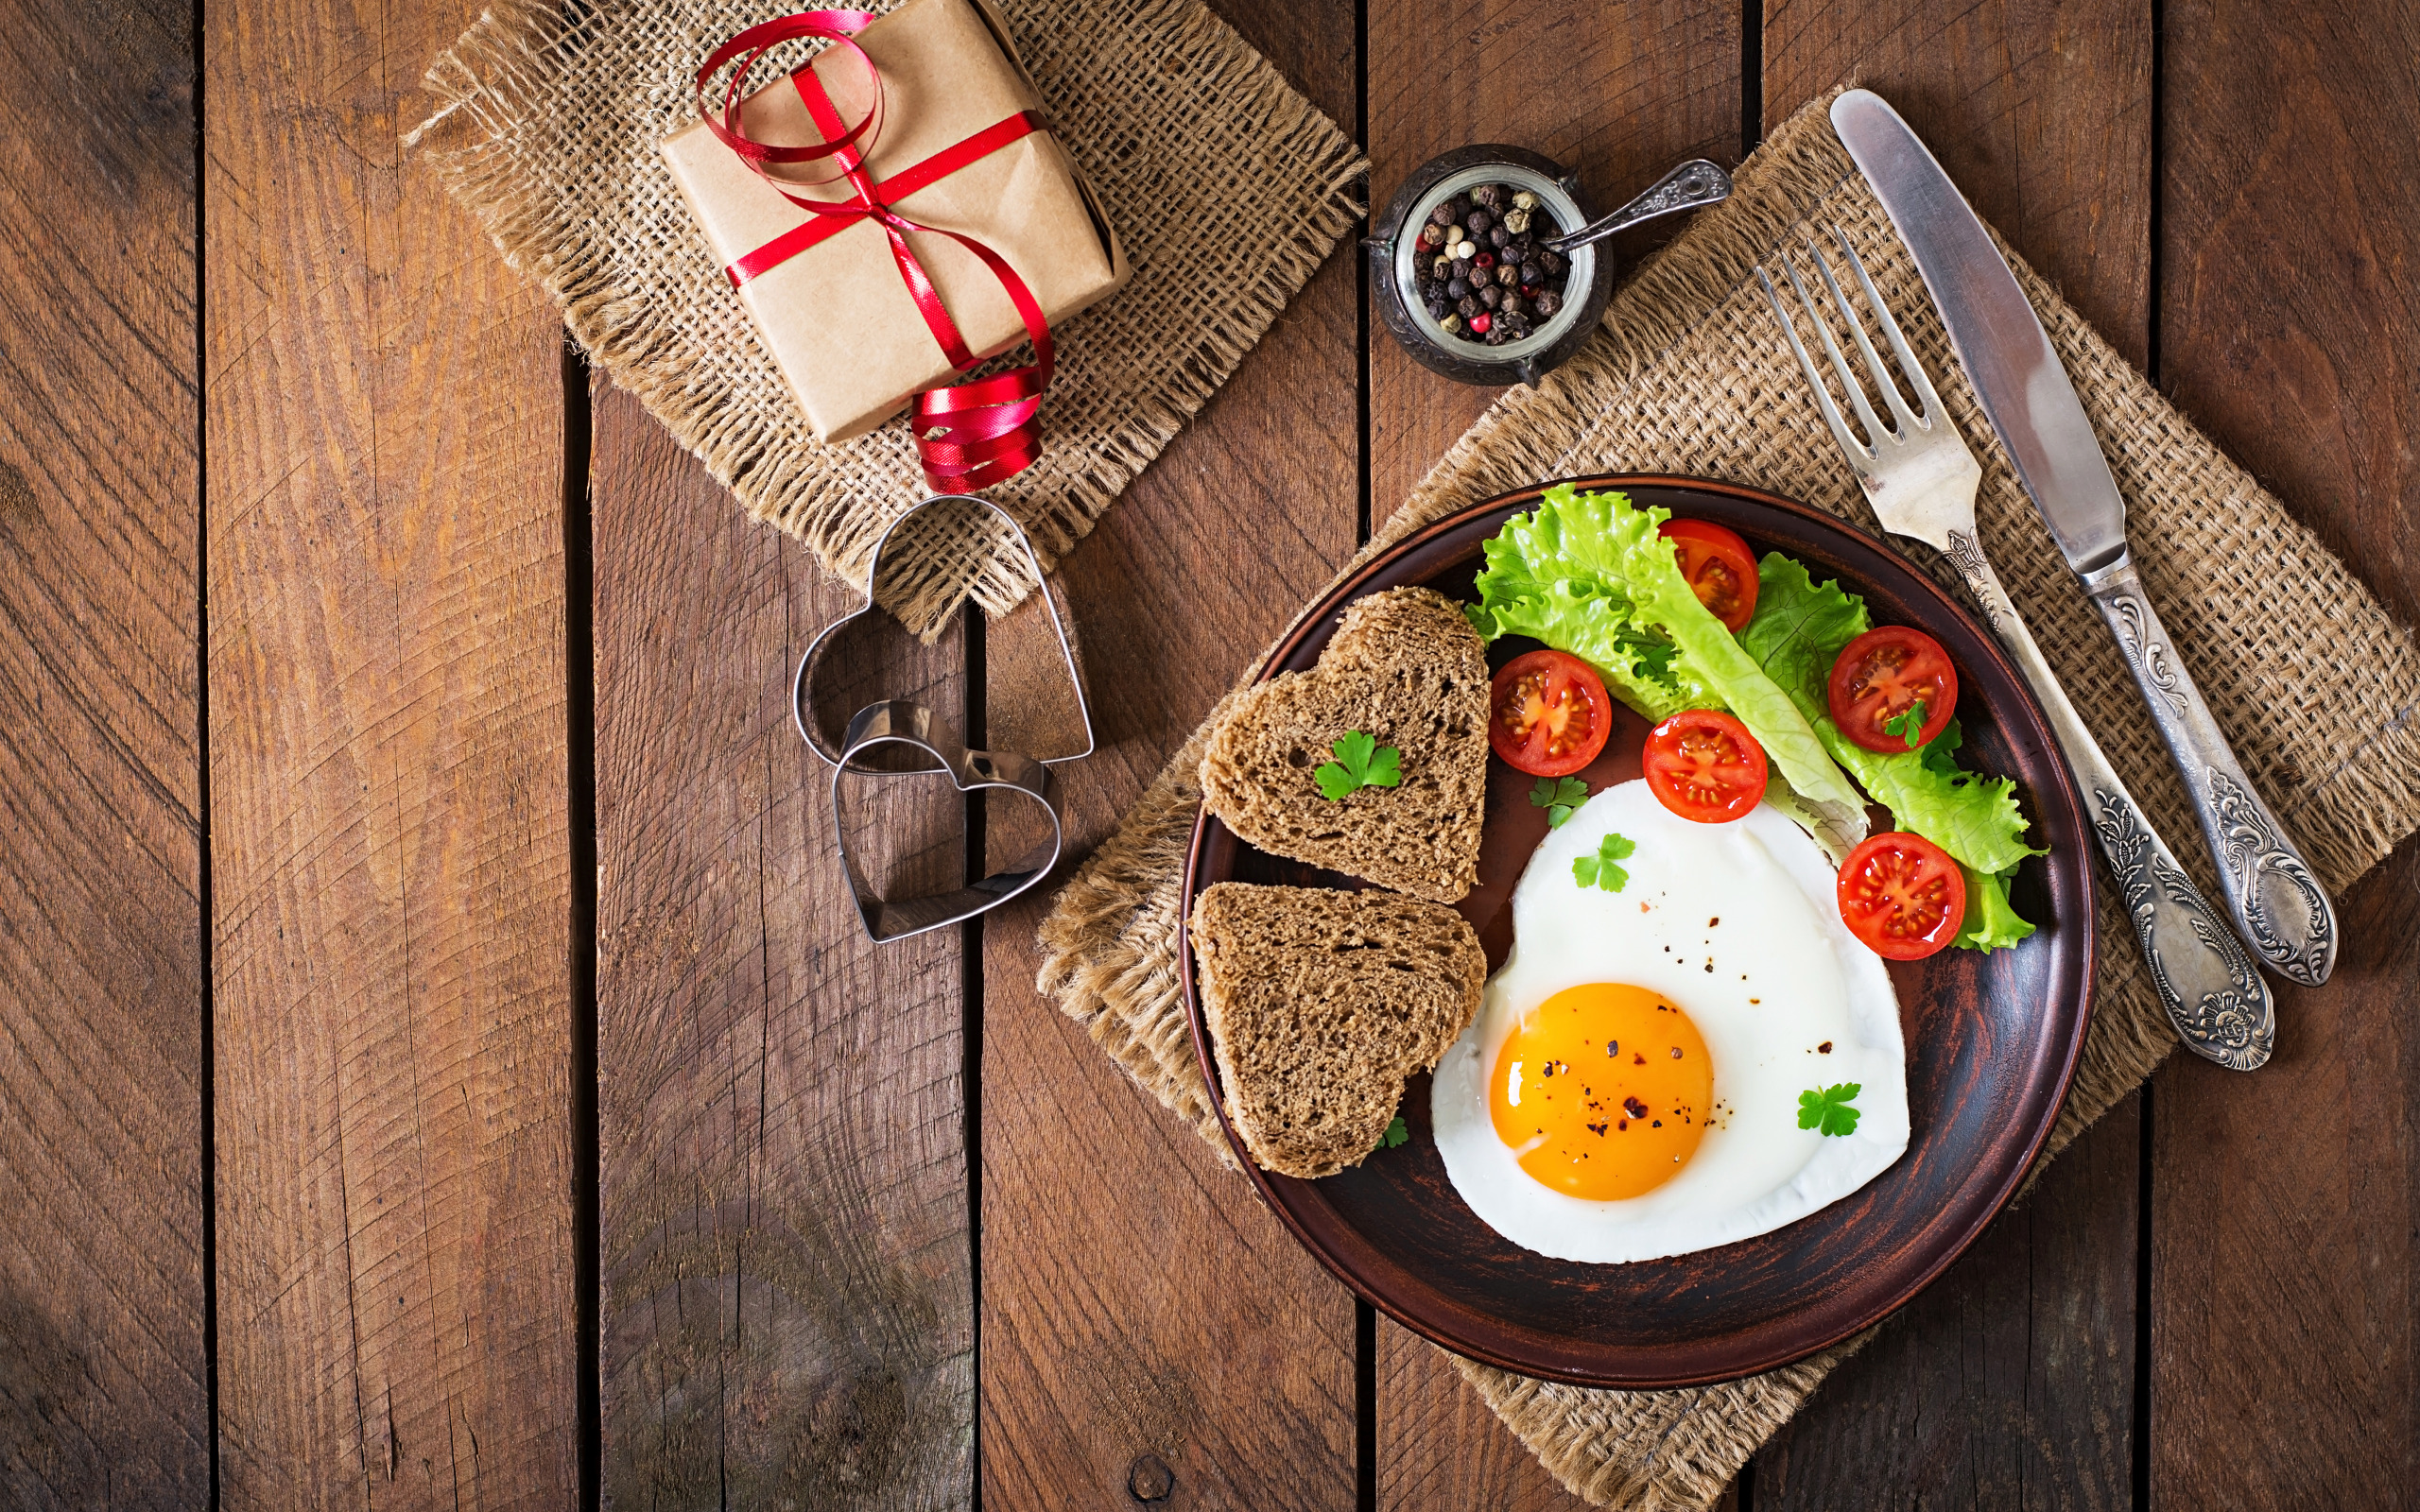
[1832,88,2339,988]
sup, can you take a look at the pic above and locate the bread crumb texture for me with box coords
[1190,882,1485,1177]
[1199,586,1490,903]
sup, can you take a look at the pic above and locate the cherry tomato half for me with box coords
[1659,518,1759,632]
[1826,625,1959,753]
[1641,708,1769,823]
[1489,649,1614,778]
[1837,832,1967,960]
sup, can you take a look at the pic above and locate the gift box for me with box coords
[664,0,1129,444]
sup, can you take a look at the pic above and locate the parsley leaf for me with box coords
[1313,730,1404,801]
[1379,1114,1409,1150]
[1881,697,1928,749]
[1570,832,1637,892]
[1797,1082,1863,1137]
[1530,775,1591,829]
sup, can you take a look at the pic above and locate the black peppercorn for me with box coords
[1445,276,1469,301]
[1499,294,1524,318]
[1418,223,1445,250]
[1489,225,1511,249]
[1427,199,1459,229]
[1426,298,1448,320]
[1484,322,1510,346]
[1540,249,1565,276]
[1457,294,1480,318]
[1478,284,1501,309]
[1533,289,1563,318]
[1520,261,1543,285]
[1472,183,1505,210]
[1464,209,1492,235]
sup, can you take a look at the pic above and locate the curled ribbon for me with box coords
[698,9,1055,490]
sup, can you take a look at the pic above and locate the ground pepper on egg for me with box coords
[1412,183,1572,346]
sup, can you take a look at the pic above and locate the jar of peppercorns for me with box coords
[1369,147,1732,387]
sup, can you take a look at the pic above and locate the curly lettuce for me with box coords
[1736,553,2042,952]
[1468,487,1864,813]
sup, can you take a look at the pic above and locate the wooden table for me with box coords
[3,0,2411,1504]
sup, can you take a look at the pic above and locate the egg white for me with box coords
[1430,780,1910,1263]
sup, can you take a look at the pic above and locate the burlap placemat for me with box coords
[407,0,1364,639]
[1037,90,2420,1508]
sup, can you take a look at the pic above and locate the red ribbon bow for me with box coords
[698,9,1055,490]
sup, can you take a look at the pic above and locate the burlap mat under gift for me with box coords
[1037,91,2420,1509]
[407,0,1364,639]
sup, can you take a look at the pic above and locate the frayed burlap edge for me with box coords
[1039,89,2420,1510]
[407,0,1367,639]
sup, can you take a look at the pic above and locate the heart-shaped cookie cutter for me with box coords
[792,494,1093,943]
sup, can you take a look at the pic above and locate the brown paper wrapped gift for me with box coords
[663,0,1130,442]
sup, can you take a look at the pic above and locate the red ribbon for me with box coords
[698,9,1055,490]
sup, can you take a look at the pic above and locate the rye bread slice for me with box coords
[1190,882,1486,1178]
[1200,586,1489,903]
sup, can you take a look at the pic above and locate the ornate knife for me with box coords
[1832,90,2338,1000]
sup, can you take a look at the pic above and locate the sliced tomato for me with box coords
[1489,649,1614,777]
[1826,626,1959,753]
[1837,832,1967,960]
[1659,518,1759,632]
[1641,708,1768,823]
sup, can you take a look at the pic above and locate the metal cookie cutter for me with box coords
[792,494,1093,943]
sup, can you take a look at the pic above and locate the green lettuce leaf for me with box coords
[1954,863,2037,952]
[1468,486,1863,812]
[1738,554,2042,877]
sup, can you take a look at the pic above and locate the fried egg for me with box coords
[1430,779,1909,1263]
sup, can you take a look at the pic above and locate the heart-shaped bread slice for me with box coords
[1201,586,1489,903]
[1190,882,1486,1178]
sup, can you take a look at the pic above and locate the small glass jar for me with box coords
[1370,148,1732,387]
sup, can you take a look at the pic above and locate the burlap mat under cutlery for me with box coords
[409,0,1366,640]
[1036,90,2420,1509]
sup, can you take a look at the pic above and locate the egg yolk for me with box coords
[1489,983,1714,1200]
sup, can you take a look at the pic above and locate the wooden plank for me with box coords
[590,382,974,1505]
[1363,3,1737,1503]
[203,0,578,1498]
[0,0,206,1503]
[1762,0,2155,367]
[2151,1,2420,1502]
[1365,0,1743,523]
[976,0,1363,1500]
[1378,1320,1613,1511]
[1753,9,2152,1508]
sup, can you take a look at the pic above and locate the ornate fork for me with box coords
[1757,229,2274,1071]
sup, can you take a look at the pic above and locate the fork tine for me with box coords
[1756,266,1872,464]
[1776,249,1893,446]
[1806,234,1921,434]
[1828,224,1949,426]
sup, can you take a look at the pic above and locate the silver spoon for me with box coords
[1542,159,1734,254]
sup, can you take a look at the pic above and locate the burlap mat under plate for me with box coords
[1037,91,2420,1508]
[408,0,1364,639]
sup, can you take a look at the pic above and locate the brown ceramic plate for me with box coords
[1179,475,2094,1388]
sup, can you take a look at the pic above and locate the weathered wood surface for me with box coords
[2150,1,2420,1503]
[0,0,2411,1504]
[203,0,578,1499]
[590,377,974,1508]
[974,0,1365,1499]
[0,0,206,1503]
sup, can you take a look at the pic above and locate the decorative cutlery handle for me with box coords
[2079,554,2338,987]
[1943,531,2275,1069]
